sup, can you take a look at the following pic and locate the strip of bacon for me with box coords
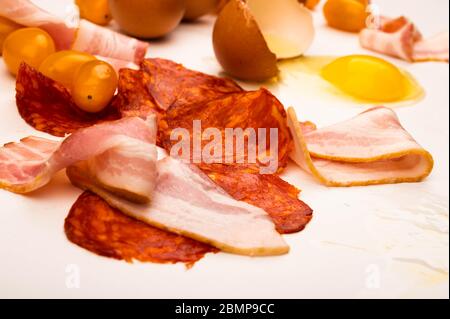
[287,106,434,186]
[95,55,139,74]
[0,116,157,203]
[413,31,449,62]
[360,16,448,62]
[73,20,149,64]
[67,156,289,256]
[0,0,148,62]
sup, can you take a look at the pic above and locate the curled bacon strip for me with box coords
[73,20,149,64]
[0,0,148,62]
[360,16,449,62]
[287,106,434,186]
[0,116,157,200]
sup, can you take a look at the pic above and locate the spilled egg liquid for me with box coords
[275,54,424,106]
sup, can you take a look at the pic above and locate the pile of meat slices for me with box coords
[1,59,314,265]
[1,58,434,266]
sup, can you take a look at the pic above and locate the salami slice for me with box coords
[201,164,313,234]
[140,58,243,110]
[65,192,217,266]
[16,63,119,137]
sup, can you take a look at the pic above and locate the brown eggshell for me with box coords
[213,0,278,81]
[108,0,185,38]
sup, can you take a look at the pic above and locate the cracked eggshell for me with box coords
[247,0,315,59]
[213,0,278,81]
[212,0,315,81]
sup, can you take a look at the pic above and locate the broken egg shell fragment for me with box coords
[213,0,278,81]
[213,0,315,81]
[247,0,315,59]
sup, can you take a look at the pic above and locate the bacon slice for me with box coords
[287,106,434,186]
[67,156,289,256]
[413,31,449,62]
[0,117,158,203]
[360,16,421,61]
[360,16,448,62]
[0,0,148,62]
[0,136,60,193]
[73,20,149,64]
[95,56,139,74]
[66,192,217,266]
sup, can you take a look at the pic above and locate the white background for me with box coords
[0,0,448,298]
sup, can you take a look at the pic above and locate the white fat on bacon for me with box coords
[360,16,449,62]
[67,156,289,256]
[287,107,434,186]
[413,31,449,62]
[0,0,148,62]
[73,20,148,63]
[95,55,139,74]
[0,117,157,203]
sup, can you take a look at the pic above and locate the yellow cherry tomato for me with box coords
[0,17,22,56]
[321,55,407,102]
[323,0,368,33]
[2,27,55,76]
[39,50,97,88]
[72,60,118,113]
[75,0,112,26]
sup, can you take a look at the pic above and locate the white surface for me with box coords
[0,0,448,299]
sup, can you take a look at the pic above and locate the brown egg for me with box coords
[213,0,278,81]
[108,0,185,38]
[213,0,315,81]
[184,0,218,21]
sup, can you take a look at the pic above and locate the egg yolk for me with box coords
[0,17,22,55]
[72,60,118,113]
[2,27,55,76]
[321,55,407,102]
[39,50,97,89]
[75,0,112,26]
